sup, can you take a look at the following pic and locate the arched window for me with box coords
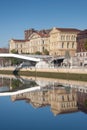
[74,35,76,41]
[61,35,63,40]
[62,42,64,48]
[66,35,68,40]
[43,47,44,52]
[72,42,74,48]
[67,42,69,48]
[62,96,64,101]
[71,35,74,40]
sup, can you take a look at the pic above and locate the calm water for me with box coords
[0,75,87,130]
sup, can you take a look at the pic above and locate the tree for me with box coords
[65,50,71,59]
[11,49,18,54]
[35,51,42,55]
[64,50,71,66]
[84,40,87,51]
[11,58,23,65]
[43,49,49,55]
[10,49,22,65]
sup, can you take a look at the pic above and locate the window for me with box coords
[66,36,68,40]
[61,35,65,40]
[71,35,74,40]
[42,40,44,44]
[67,42,69,48]
[62,96,64,101]
[63,36,65,40]
[74,36,76,41]
[72,42,74,48]
[68,36,70,40]
[67,95,69,101]
[43,47,44,52]
[16,44,18,48]
[62,42,64,48]
[21,44,22,48]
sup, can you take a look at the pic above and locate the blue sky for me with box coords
[0,0,87,48]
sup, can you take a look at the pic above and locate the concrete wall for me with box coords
[0,66,87,74]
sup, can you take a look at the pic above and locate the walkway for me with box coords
[0,53,40,62]
[0,86,40,96]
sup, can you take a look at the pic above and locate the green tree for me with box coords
[35,51,42,55]
[11,49,18,54]
[10,49,23,65]
[84,100,87,107]
[84,40,87,51]
[64,50,71,66]
[43,49,49,55]
[65,50,71,59]
[11,58,23,65]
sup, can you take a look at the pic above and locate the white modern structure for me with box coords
[0,86,40,96]
[0,53,40,62]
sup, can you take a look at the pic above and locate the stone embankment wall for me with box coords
[0,67,87,74]
[27,68,87,74]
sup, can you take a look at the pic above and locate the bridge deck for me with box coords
[0,53,40,62]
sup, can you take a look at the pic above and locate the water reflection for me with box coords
[0,74,87,116]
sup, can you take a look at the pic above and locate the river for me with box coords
[0,74,87,130]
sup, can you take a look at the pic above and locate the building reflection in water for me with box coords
[0,75,87,116]
[11,86,87,116]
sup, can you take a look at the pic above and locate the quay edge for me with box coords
[0,67,87,81]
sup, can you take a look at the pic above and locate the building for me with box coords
[24,28,37,40]
[0,48,9,53]
[77,29,87,52]
[49,27,80,56]
[9,27,80,57]
[0,48,9,67]
[26,29,50,54]
[48,88,78,115]
[9,39,27,54]
[11,87,78,116]
[9,29,50,54]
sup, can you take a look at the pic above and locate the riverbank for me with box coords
[0,67,87,81]
[0,74,87,88]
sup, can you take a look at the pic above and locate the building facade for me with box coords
[9,39,27,54]
[49,27,80,56]
[9,29,50,54]
[27,31,50,54]
[9,27,80,56]
[11,87,78,116]
[77,29,87,52]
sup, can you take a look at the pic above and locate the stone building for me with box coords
[0,48,9,53]
[9,27,80,56]
[49,27,80,56]
[48,88,78,115]
[9,29,50,54]
[77,29,87,52]
[11,87,78,116]
[9,39,27,54]
[26,30,50,54]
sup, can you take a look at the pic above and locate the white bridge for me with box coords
[0,53,40,62]
[0,86,40,96]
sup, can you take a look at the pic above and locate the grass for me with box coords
[19,70,87,82]
[0,70,87,82]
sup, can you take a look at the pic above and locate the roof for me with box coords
[24,28,52,39]
[38,29,51,37]
[37,32,49,38]
[0,48,9,53]
[78,29,87,35]
[56,28,81,32]
[11,39,28,42]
